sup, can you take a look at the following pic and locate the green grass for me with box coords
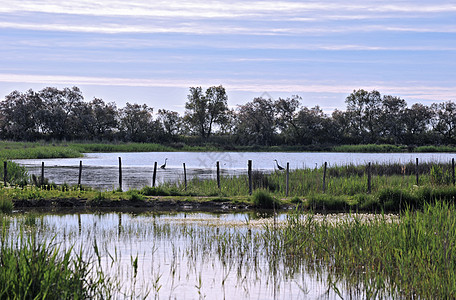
[276,202,456,298]
[332,144,408,153]
[414,145,456,152]
[251,189,279,209]
[0,231,114,299]
[0,143,81,160]
[0,194,13,213]
[3,141,456,161]
[3,159,456,212]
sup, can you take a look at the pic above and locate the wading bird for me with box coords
[160,158,168,169]
[274,159,284,170]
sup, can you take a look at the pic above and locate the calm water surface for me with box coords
[6,210,389,299]
[15,151,456,190]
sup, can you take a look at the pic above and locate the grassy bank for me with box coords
[2,160,456,212]
[2,141,456,161]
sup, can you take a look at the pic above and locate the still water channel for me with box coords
[6,210,392,299]
[15,152,456,190]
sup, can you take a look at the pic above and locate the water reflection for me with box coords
[6,210,380,299]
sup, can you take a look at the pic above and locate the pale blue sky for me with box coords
[1,0,455,114]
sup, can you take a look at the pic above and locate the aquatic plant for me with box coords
[278,202,456,299]
[0,233,113,299]
[0,161,28,186]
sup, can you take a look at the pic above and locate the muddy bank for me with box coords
[11,196,264,211]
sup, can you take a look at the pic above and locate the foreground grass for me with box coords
[0,229,114,299]
[2,199,455,298]
[276,202,456,298]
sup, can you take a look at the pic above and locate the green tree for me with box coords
[0,89,43,140]
[234,97,276,145]
[88,98,118,140]
[431,101,456,143]
[379,95,407,144]
[38,86,85,140]
[345,89,382,143]
[120,103,158,142]
[274,96,301,144]
[293,106,330,145]
[157,109,182,139]
[184,85,229,139]
[403,103,432,145]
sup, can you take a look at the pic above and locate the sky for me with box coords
[1,0,455,114]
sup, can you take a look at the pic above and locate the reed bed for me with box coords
[2,203,455,298]
[275,202,456,299]
[0,229,115,299]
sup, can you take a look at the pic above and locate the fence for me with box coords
[3,157,456,195]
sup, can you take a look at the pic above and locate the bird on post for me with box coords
[160,158,168,169]
[274,159,284,170]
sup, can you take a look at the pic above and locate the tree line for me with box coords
[1,86,455,147]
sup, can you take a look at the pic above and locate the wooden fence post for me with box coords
[416,158,419,185]
[367,162,372,194]
[323,162,327,193]
[286,162,290,197]
[248,160,252,195]
[183,163,187,191]
[118,157,122,191]
[216,161,221,190]
[152,162,157,187]
[41,162,45,187]
[78,213,81,235]
[452,158,455,186]
[3,161,7,187]
[78,161,82,187]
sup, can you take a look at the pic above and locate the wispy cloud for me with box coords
[1,0,454,110]
[2,1,455,18]
[1,73,454,102]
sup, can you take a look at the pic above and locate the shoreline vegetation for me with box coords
[2,156,456,213]
[1,141,456,161]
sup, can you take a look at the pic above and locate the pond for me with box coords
[15,151,456,190]
[3,210,395,299]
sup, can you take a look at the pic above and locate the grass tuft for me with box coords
[251,189,279,209]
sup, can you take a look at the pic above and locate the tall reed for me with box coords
[275,202,456,299]
[0,230,113,299]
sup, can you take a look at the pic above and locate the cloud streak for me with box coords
[0,73,454,101]
[1,0,455,111]
[3,1,456,18]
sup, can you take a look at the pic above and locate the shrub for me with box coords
[127,190,145,201]
[0,195,13,213]
[290,196,302,204]
[251,189,279,209]
[140,186,170,196]
[0,161,28,186]
[307,194,349,211]
[377,187,417,210]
